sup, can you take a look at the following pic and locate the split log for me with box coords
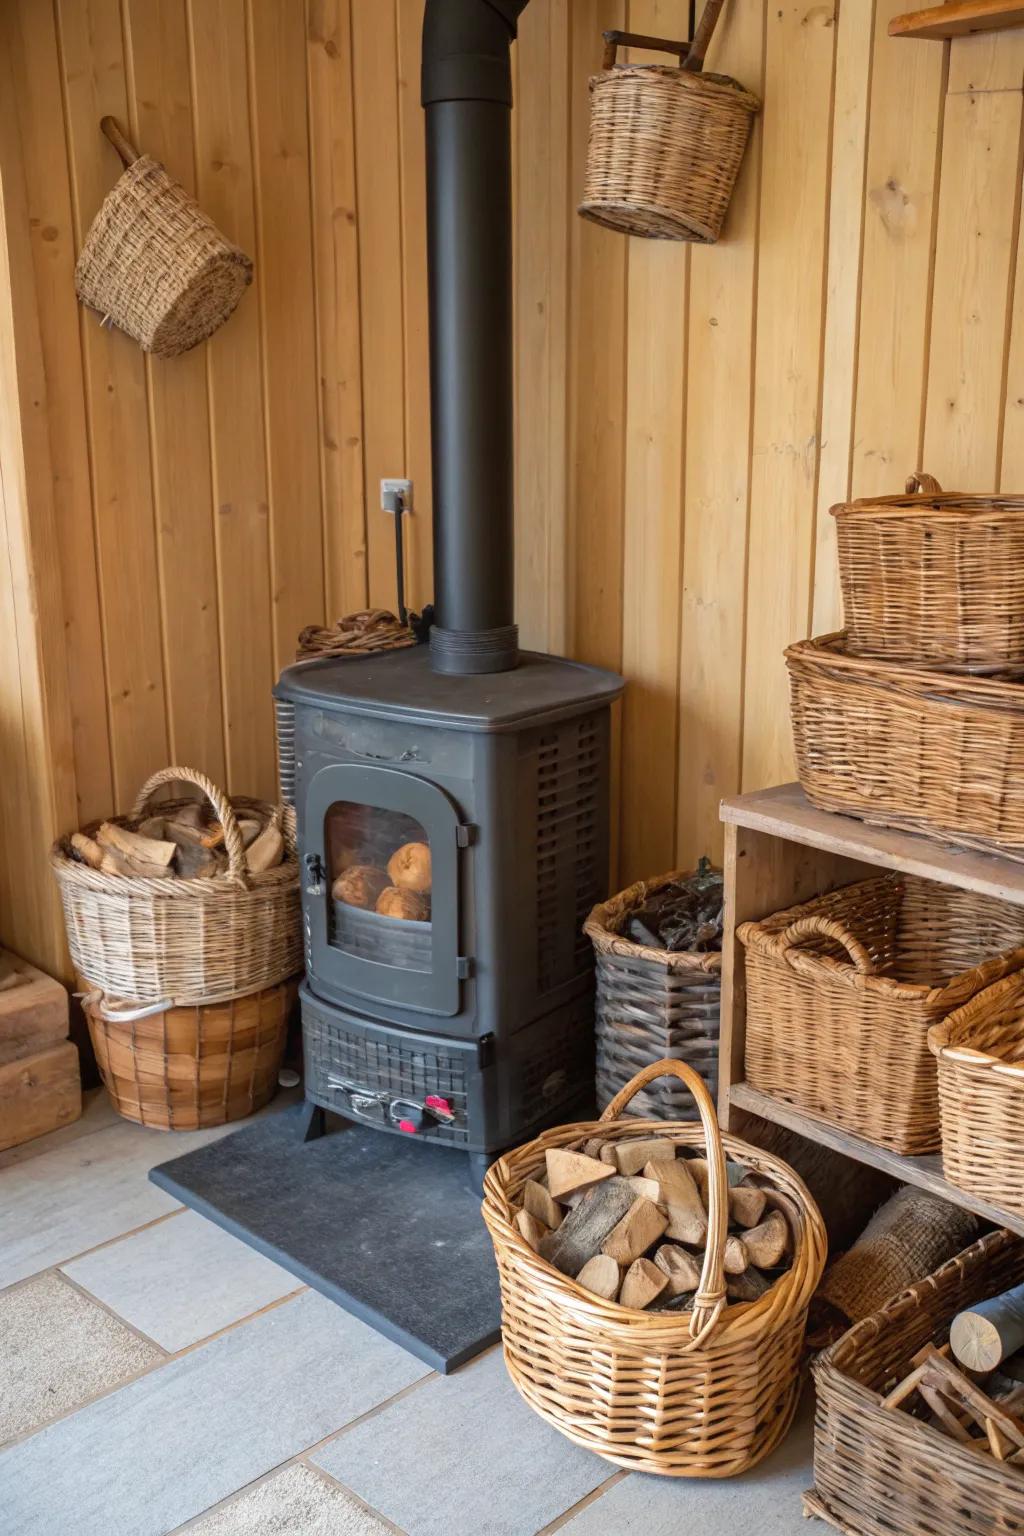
[723,1235,749,1275]
[246,823,284,873]
[545,1147,615,1201]
[514,1209,548,1253]
[612,1137,675,1176]
[523,1179,563,1231]
[742,1211,788,1269]
[601,1197,669,1266]
[653,1244,702,1296]
[623,1175,662,1202]
[539,1177,636,1276]
[729,1186,768,1229]
[951,1284,1024,1374]
[645,1158,707,1246]
[172,802,207,830]
[620,1257,668,1310]
[136,816,166,840]
[238,819,262,849]
[727,1268,772,1304]
[686,1157,752,1199]
[599,1143,618,1165]
[576,1254,621,1301]
[582,1137,605,1160]
[172,839,223,880]
[70,832,105,870]
[97,821,176,868]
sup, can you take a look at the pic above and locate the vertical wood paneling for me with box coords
[124,0,226,784]
[675,0,764,868]
[351,1,405,610]
[741,1,837,794]
[248,0,325,671]
[397,0,434,616]
[57,0,170,809]
[189,0,277,801]
[307,0,369,621]
[923,32,1024,488]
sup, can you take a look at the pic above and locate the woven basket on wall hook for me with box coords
[578,0,760,243]
[74,116,253,357]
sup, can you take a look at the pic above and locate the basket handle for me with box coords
[905,471,943,495]
[601,29,691,70]
[101,116,141,170]
[683,0,725,71]
[129,766,251,887]
[600,1059,728,1344]
[776,915,876,975]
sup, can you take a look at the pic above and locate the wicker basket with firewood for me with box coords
[51,766,301,1006]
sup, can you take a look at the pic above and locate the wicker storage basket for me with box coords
[75,118,252,358]
[51,767,301,1006]
[482,1059,827,1478]
[578,19,759,244]
[584,870,721,1119]
[739,873,1024,1155]
[788,632,1024,858]
[930,969,1024,1216]
[82,979,297,1131]
[833,472,1024,672]
[806,1228,1024,1536]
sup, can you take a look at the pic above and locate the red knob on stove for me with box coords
[398,1119,417,1134]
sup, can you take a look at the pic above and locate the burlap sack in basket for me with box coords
[51,767,300,1006]
[810,1186,980,1346]
[75,118,252,358]
[482,1060,827,1478]
[584,869,721,1119]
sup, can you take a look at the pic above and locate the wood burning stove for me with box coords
[274,0,622,1184]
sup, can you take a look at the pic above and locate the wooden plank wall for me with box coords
[1,0,1023,975]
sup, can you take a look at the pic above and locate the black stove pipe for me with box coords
[422,0,529,676]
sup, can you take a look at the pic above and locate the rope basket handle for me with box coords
[776,914,876,975]
[600,1058,728,1345]
[905,470,943,496]
[602,1,725,73]
[130,766,249,887]
[101,116,141,170]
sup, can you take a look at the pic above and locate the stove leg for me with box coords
[467,1149,497,1196]
[298,1100,328,1143]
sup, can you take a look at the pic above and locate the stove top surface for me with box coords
[275,645,623,731]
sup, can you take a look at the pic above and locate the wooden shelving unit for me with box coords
[890,1,1024,40]
[718,782,1024,1242]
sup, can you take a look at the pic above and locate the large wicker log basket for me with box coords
[51,767,301,1006]
[482,1060,827,1478]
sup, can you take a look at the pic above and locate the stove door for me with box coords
[304,763,463,1017]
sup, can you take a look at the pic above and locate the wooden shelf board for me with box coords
[730,1082,1024,1239]
[719,783,1024,906]
[890,1,1024,40]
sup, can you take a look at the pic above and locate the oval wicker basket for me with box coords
[584,869,721,1119]
[74,118,252,358]
[578,19,759,244]
[807,1227,1024,1536]
[739,873,1024,1155]
[51,767,301,1006]
[833,471,1024,672]
[481,1059,827,1478]
[82,979,297,1131]
[787,632,1024,858]
[930,969,1024,1217]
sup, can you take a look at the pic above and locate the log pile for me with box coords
[883,1332,1024,1467]
[509,1133,794,1311]
[67,801,284,881]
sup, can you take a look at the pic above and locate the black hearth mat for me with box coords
[149,1105,501,1373]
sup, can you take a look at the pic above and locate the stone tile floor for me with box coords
[0,1091,819,1535]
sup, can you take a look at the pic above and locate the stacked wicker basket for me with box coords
[740,473,1024,1193]
[51,766,302,1130]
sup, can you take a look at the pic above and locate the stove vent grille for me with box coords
[534,715,601,993]
[274,699,296,805]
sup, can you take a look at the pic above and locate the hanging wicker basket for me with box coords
[578,8,760,244]
[584,868,721,1119]
[82,980,297,1131]
[74,117,252,358]
[482,1059,827,1478]
[833,471,1024,672]
[51,766,301,1006]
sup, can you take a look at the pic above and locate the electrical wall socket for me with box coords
[381,477,413,512]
